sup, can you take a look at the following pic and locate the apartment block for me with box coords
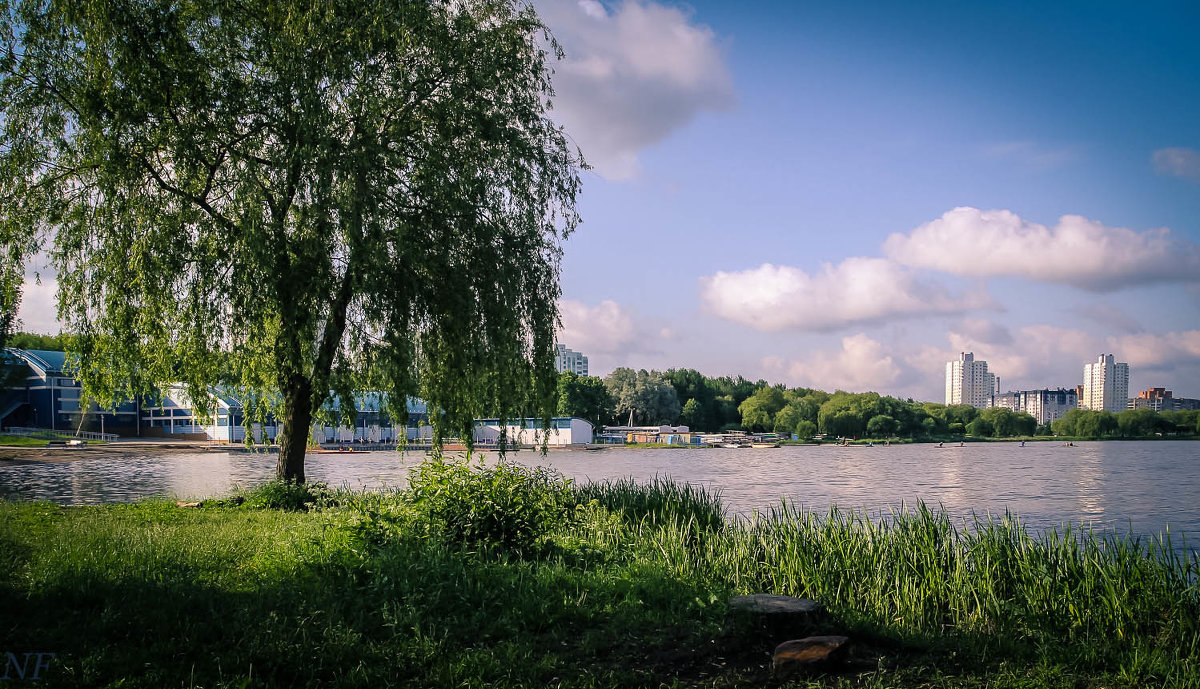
[554,344,589,376]
[1082,354,1129,413]
[945,352,996,409]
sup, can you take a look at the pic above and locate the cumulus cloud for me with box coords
[954,318,1014,346]
[765,334,902,392]
[884,320,1101,401]
[1107,331,1200,370]
[557,298,636,354]
[1152,147,1200,182]
[947,323,1095,386]
[883,207,1200,292]
[15,276,60,334]
[537,0,734,179]
[699,258,992,332]
[752,323,1200,402]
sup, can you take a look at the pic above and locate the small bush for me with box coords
[406,456,576,552]
[240,480,335,511]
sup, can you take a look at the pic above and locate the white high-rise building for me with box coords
[945,352,996,409]
[554,344,588,376]
[1082,354,1129,412]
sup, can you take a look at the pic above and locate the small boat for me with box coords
[722,443,748,449]
[750,442,779,448]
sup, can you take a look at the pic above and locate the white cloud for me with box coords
[537,0,734,180]
[15,276,60,334]
[557,298,636,354]
[884,207,1200,291]
[1107,331,1200,370]
[1152,147,1200,182]
[954,318,1013,346]
[766,334,901,392]
[751,323,1200,402]
[700,258,991,332]
[890,322,1100,400]
[948,323,1095,386]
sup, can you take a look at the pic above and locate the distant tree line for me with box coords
[1051,408,1200,438]
[551,367,1200,440]
[4,332,71,351]
[8,334,1199,440]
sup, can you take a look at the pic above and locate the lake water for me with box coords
[2,441,1198,542]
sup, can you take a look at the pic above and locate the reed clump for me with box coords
[1,461,1197,688]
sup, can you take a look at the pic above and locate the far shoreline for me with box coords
[3,435,1197,464]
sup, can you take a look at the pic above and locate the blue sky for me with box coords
[17,0,1200,402]
[540,0,1200,401]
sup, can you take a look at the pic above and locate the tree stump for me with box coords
[724,594,825,646]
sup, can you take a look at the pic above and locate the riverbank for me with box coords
[2,462,1196,688]
[0,439,215,463]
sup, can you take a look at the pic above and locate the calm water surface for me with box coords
[2,441,1198,541]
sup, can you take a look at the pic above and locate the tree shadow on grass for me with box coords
[1,527,761,688]
[0,507,1180,689]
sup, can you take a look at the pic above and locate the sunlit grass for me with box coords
[1,466,1197,687]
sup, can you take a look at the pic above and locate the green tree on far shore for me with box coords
[1053,409,1119,438]
[1,0,582,481]
[603,368,680,426]
[556,372,614,431]
[5,331,69,352]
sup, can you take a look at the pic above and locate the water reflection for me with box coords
[2,441,1199,542]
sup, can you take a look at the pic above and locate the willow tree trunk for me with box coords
[276,375,313,482]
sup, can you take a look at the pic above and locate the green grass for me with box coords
[0,433,59,447]
[1,462,1198,687]
[0,433,108,447]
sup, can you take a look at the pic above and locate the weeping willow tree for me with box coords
[0,0,582,481]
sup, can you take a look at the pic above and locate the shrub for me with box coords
[405,456,576,551]
[240,480,335,511]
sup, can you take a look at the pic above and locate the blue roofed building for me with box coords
[2,347,459,444]
[1,348,141,435]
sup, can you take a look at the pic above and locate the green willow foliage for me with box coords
[0,0,583,480]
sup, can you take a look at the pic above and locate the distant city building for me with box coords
[1022,388,1079,425]
[990,388,1077,425]
[554,344,588,376]
[1081,354,1129,413]
[945,352,996,409]
[992,391,1020,411]
[1128,388,1200,412]
[1129,387,1173,412]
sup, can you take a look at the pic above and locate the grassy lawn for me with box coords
[1,461,1197,687]
[0,434,108,447]
[0,434,59,447]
